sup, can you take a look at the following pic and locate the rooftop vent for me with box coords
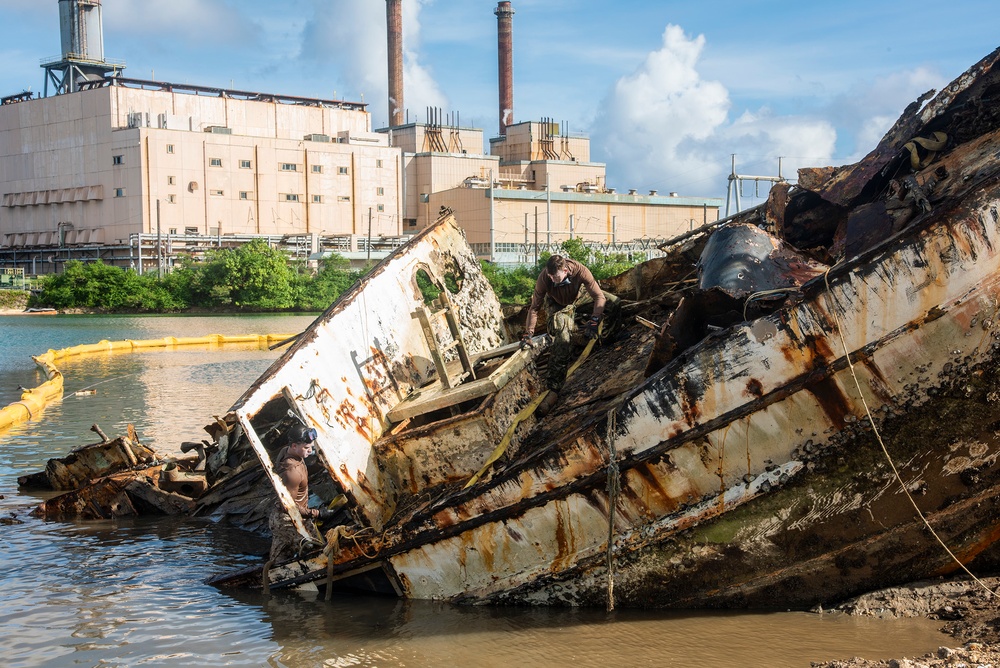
[204,126,232,135]
[304,133,331,142]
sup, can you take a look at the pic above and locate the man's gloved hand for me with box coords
[520,334,534,350]
[584,314,601,339]
[316,508,338,522]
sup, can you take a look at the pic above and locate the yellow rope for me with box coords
[822,268,997,597]
[604,407,621,612]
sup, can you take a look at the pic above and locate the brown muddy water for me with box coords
[0,315,946,667]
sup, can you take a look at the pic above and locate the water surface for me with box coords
[0,314,946,667]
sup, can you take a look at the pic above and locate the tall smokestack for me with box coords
[495,1,514,136]
[386,0,404,127]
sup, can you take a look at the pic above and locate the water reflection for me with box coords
[0,315,947,667]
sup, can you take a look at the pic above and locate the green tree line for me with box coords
[29,238,641,313]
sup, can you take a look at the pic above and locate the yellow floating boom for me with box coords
[0,333,297,433]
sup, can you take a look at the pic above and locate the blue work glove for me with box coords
[584,314,601,339]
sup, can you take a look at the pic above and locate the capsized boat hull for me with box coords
[364,178,1000,606]
[247,167,1000,607]
[209,48,1000,607]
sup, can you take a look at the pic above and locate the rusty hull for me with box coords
[17,427,156,491]
[294,174,1000,607]
[252,144,1000,608]
[210,52,1000,608]
[223,214,507,538]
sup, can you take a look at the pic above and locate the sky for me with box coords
[0,0,996,203]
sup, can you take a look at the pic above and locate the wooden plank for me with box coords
[439,292,476,381]
[386,376,497,422]
[413,307,453,389]
[386,344,536,422]
[486,348,533,389]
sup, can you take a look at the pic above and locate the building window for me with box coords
[312,195,323,203]
[112,155,124,165]
[166,145,174,154]
[338,166,349,175]
[337,195,350,202]
[376,187,384,196]
[311,165,323,173]
[114,188,126,197]
[184,226,199,235]
[166,194,176,204]
[240,159,252,169]
[376,159,383,168]
[281,163,298,172]
[239,191,251,200]
[167,176,176,186]
[284,193,300,202]
[210,189,224,197]
[209,227,219,236]
[168,228,177,235]
[210,158,222,167]
[377,204,385,212]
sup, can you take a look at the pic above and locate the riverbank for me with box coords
[814,576,1000,666]
[0,290,29,313]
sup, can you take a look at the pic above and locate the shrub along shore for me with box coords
[22,238,639,313]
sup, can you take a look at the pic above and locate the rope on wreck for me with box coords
[822,269,998,598]
[321,525,382,601]
[464,321,604,488]
[604,406,622,612]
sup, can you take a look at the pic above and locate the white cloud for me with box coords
[592,25,837,199]
[826,67,946,162]
[301,0,445,128]
[592,26,728,194]
[103,0,257,44]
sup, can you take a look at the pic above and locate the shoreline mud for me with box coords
[813,575,1000,666]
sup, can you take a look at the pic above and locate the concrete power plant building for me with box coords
[0,1,721,274]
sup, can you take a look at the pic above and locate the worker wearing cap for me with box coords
[521,254,619,415]
[267,423,335,563]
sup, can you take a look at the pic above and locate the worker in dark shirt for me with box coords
[521,254,620,415]
[267,423,333,563]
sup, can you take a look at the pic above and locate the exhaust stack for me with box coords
[495,2,514,135]
[43,0,124,97]
[386,0,404,127]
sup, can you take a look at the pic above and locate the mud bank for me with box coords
[813,576,1000,667]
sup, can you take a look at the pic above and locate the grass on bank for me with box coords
[0,290,29,311]
[28,238,642,313]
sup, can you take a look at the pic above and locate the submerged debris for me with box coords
[18,424,208,519]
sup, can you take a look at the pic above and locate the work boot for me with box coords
[536,391,559,417]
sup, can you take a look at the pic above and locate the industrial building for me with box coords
[0,0,721,273]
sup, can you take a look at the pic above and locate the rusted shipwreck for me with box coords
[191,49,1000,608]
[18,424,210,519]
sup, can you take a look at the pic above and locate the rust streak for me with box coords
[804,375,853,428]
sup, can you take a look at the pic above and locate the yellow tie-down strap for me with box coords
[0,333,298,433]
[465,322,603,488]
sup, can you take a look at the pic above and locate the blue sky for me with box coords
[1,0,996,203]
